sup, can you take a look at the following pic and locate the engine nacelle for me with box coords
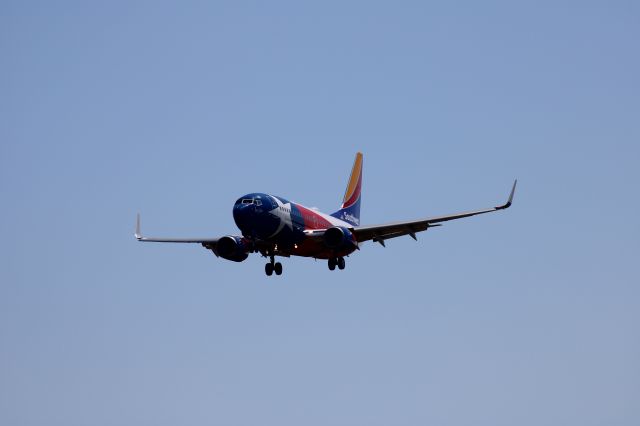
[323,226,356,250]
[215,235,250,262]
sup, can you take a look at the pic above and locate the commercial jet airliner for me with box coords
[136,153,516,276]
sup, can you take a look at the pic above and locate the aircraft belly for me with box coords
[253,203,357,259]
[286,237,356,259]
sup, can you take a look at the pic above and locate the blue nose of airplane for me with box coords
[233,202,256,230]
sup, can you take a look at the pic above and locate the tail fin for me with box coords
[331,152,362,226]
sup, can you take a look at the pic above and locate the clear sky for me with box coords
[1,1,638,425]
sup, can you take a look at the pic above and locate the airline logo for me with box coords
[340,211,360,226]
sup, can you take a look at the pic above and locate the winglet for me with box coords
[497,179,517,210]
[135,213,142,240]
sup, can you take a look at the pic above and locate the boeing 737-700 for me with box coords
[135,153,516,276]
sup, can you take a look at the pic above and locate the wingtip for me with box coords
[498,179,517,210]
[135,213,142,240]
[509,179,517,202]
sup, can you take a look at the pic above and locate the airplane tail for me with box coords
[331,152,362,227]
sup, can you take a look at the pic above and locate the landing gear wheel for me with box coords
[337,257,345,270]
[265,263,274,276]
[274,262,283,276]
[328,258,336,271]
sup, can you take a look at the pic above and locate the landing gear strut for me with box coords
[328,257,346,271]
[265,255,283,276]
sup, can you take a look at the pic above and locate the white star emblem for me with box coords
[268,196,293,237]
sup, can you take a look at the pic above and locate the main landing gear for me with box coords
[265,255,283,276]
[328,257,346,271]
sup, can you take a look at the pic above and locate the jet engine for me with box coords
[215,236,250,262]
[323,226,356,250]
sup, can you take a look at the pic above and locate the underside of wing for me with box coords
[137,236,220,243]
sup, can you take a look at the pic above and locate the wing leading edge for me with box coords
[352,180,517,245]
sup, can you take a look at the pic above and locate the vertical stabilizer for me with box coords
[331,152,362,226]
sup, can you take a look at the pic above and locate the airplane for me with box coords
[135,152,516,276]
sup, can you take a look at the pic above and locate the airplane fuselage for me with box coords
[232,193,357,259]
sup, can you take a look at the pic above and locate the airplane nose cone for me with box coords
[233,203,255,228]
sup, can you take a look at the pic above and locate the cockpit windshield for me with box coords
[239,198,262,206]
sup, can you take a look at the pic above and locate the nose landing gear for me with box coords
[328,257,346,271]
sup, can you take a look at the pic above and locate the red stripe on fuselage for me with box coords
[294,204,333,230]
[284,203,357,259]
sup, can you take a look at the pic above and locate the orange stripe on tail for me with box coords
[342,152,363,207]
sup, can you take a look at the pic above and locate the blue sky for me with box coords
[1,1,639,425]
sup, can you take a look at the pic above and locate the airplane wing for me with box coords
[352,180,517,246]
[134,214,219,244]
